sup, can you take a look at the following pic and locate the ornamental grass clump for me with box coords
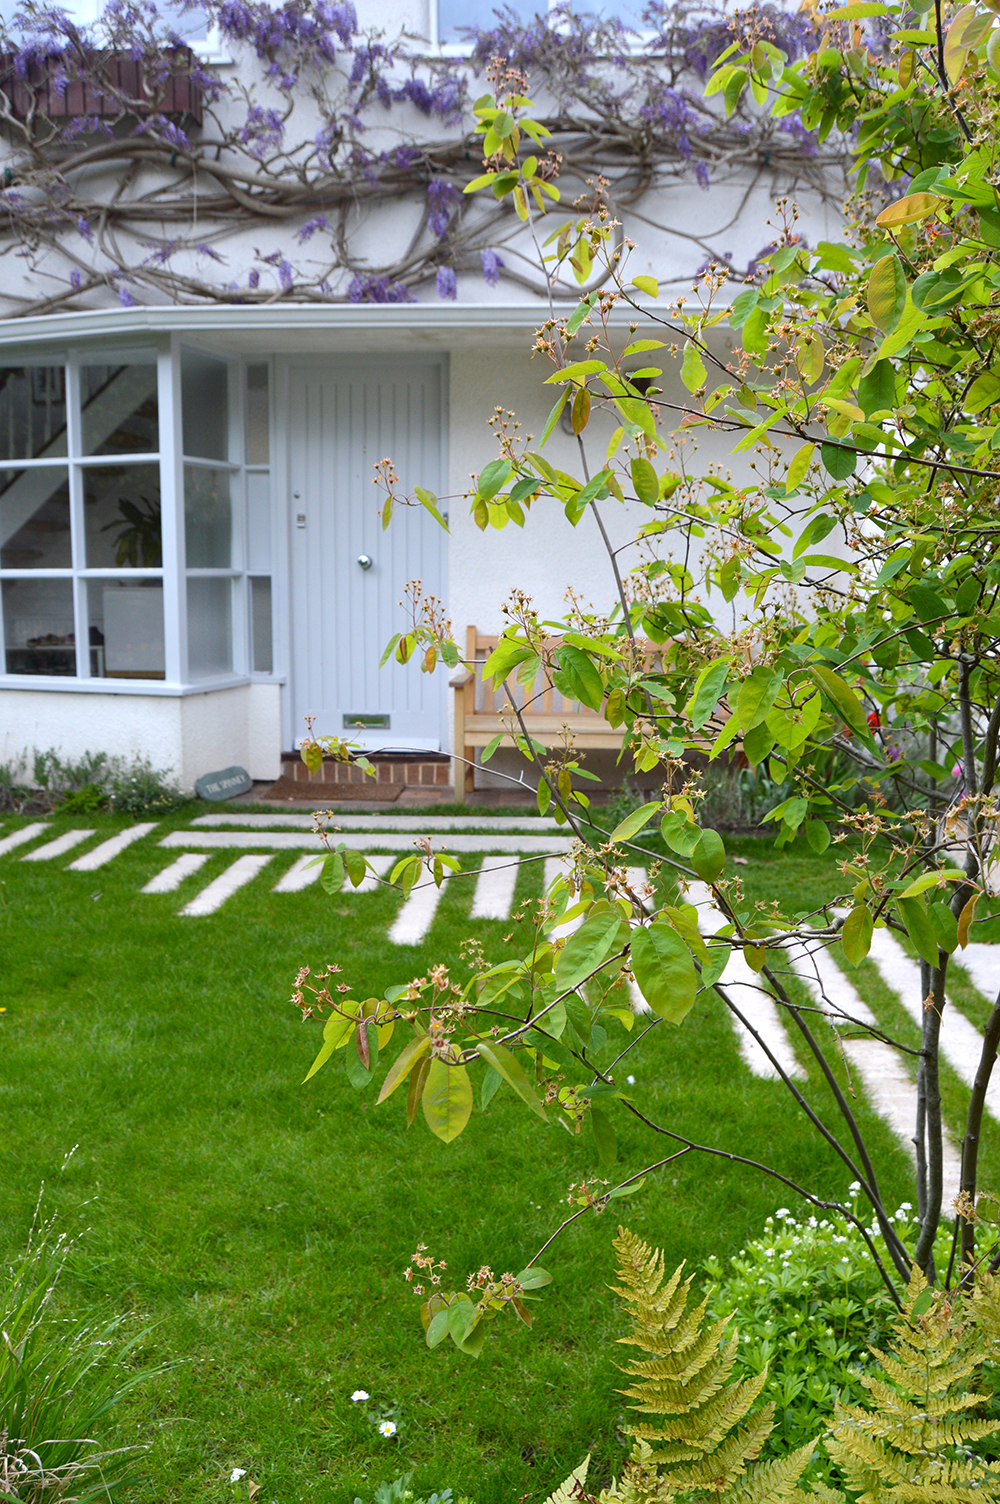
[0,1200,165,1503]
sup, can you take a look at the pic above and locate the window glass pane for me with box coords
[246,471,270,571]
[2,577,76,675]
[438,0,536,39]
[250,576,272,673]
[0,467,71,569]
[185,466,231,568]
[182,350,229,460]
[88,579,165,679]
[246,364,269,465]
[81,362,159,456]
[187,576,232,679]
[83,463,161,568]
[0,366,66,462]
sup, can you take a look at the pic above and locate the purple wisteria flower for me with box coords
[436,265,456,301]
[480,248,503,287]
[427,179,459,240]
[347,274,415,303]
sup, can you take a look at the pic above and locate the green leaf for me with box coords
[540,389,569,447]
[476,458,513,502]
[346,1019,379,1089]
[680,341,708,393]
[729,287,759,327]
[630,456,659,505]
[867,253,906,333]
[554,910,623,992]
[422,1058,473,1143]
[965,373,1000,415]
[691,828,726,883]
[899,868,967,898]
[590,1106,618,1166]
[858,359,896,417]
[631,275,659,297]
[793,513,837,561]
[481,733,503,763]
[630,922,698,1025]
[805,819,831,854]
[321,850,345,895]
[426,1308,450,1348]
[784,442,814,492]
[514,1266,552,1290]
[476,1038,548,1121]
[377,1033,431,1104]
[875,191,945,228]
[684,657,729,732]
[897,895,941,967]
[554,644,604,711]
[841,905,873,965]
[809,664,871,741]
[481,1063,502,1110]
[737,667,784,731]
[821,442,857,479]
[928,902,959,955]
[414,486,449,530]
[610,800,662,844]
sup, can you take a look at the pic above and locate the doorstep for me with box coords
[279,750,451,789]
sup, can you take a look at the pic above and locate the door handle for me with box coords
[357,554,373,570]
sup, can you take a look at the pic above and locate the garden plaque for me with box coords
[196,765,252,801]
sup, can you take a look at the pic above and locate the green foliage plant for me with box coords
[703,1193,952,1489]
[105,756,185,818]
[0,1200,165,1502]
[547,1229,1000,1504]
[353,1476,473,1504]
[292,0,1000,1341]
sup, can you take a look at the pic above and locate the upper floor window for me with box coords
[0,0,223,58]
[436,0,647,45]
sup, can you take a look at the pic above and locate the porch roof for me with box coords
[0,300,640,358]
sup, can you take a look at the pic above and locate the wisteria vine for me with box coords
[0,0,843,315]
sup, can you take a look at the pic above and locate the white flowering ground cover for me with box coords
[0,806,993,1503]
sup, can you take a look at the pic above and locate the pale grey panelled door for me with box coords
[288,359,447,750]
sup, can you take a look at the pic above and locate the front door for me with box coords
[288,358,446,751]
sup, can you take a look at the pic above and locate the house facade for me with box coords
[0,0,836,790]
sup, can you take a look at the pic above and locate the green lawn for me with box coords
[0,809,922,1502]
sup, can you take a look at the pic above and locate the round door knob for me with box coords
[357,554,373,570]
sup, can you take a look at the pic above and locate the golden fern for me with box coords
[826,1266,1000,1503]
[599,1227,814,1502]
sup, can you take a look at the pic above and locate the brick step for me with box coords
[280,752,450,789]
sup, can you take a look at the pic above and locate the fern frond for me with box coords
[607,1228,814,1503]
[727,1440,817,1503]
[825,1263,1000,1502]
[544,1454,592,1504]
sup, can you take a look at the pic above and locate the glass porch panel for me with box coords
[185,466,232,568]
[83,462,162,568]
[182,350,229,461]
[0,467,71,569]
[245,470,270,571]
[250,575,272,673]
[187,576,233,679]
[88,579,165,679]
[2,577,76,675]
[246,364,269,465]
[0,366,67,462]
[80,362,159,457]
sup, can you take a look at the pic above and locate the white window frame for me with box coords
[0,337,274,694]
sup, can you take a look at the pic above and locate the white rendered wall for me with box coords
[0,682,282,789]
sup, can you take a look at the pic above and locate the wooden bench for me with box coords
[450,625,626,802]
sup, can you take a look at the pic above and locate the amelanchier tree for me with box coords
[296,0,1000,1355]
